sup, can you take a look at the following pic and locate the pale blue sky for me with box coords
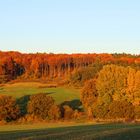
[0,0,140,54]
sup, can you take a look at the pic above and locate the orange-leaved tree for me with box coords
[27,93,55,119]
[0,95,20,122]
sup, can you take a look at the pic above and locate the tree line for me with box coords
[81,64,140,120]
[0,51,140,83]
[0,93,81,123]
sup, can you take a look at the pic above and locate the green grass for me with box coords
[0,82,80,104]
[0,82,140,139]
[0,123,140,140]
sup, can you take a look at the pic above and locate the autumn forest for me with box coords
[0,51,140,123]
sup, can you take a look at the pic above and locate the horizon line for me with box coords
[0,50,139,55]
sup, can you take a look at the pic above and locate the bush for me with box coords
[48,105,62,120]
[0,95,20,122]
[73,110,83,119]
[63,105,74,120]
[27,93,55,119]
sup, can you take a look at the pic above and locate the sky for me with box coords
[0,0,140,54]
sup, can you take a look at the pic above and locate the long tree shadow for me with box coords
[0,87,4,90]
[16,95,30,116]
[61,99,82,110]
[0,124,139,140]
[16,92,55,116]
[46,92,56,95]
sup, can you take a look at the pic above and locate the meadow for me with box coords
[0,82,140,140]
[0,123,140,140]
[0,82,80,104]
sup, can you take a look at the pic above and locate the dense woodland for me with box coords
[0,51,140,123]
[0,51,140,82]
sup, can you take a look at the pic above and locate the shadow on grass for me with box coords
[0,87,4,90]
[46,92,56,95]
[16,92,55,116]
[0,123,140,140]
[16,95,30,116]
[61,99,82,110]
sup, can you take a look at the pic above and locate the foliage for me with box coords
[0,51,140,82]
[0,95,20,122]
[108,100,134,119]
[80,79,98,109]
[48,105,62,120]
[70,65,102,86]
[27,93,55,119]
[81,64,140,119]
[63,105,74,119]
[96,64,128,104]
[134,106,140,119]
[92,102,109,118]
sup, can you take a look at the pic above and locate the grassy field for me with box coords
[0,82,80,104]
[0,82,140,140]
[0,123,140,140]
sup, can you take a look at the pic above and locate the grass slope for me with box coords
[0,82,80,104]
[0,123,140,140]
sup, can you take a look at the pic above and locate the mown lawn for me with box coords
[0,82,80,104]
[0,123,140,140]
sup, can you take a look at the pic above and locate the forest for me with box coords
[0,51,140,123]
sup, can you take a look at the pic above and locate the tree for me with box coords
[126,68,140,105]
[70,62,102,86]
[96,64,128,104]
[0,51,140,83]
[92,102,109,119]
[27,93,55,119]
[0,95,20,122]
[80,79,98,110]
[134,106,140,119]
[108,100,134,119]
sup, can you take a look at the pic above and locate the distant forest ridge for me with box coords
[0,51,140,82]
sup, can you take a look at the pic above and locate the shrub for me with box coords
[73,109,82,119]
[63,105,74,120]
[27,93,55,119]
[0,95,20,122]
[48,105,62,120]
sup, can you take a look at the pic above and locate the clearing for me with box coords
[0,82,80,104]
